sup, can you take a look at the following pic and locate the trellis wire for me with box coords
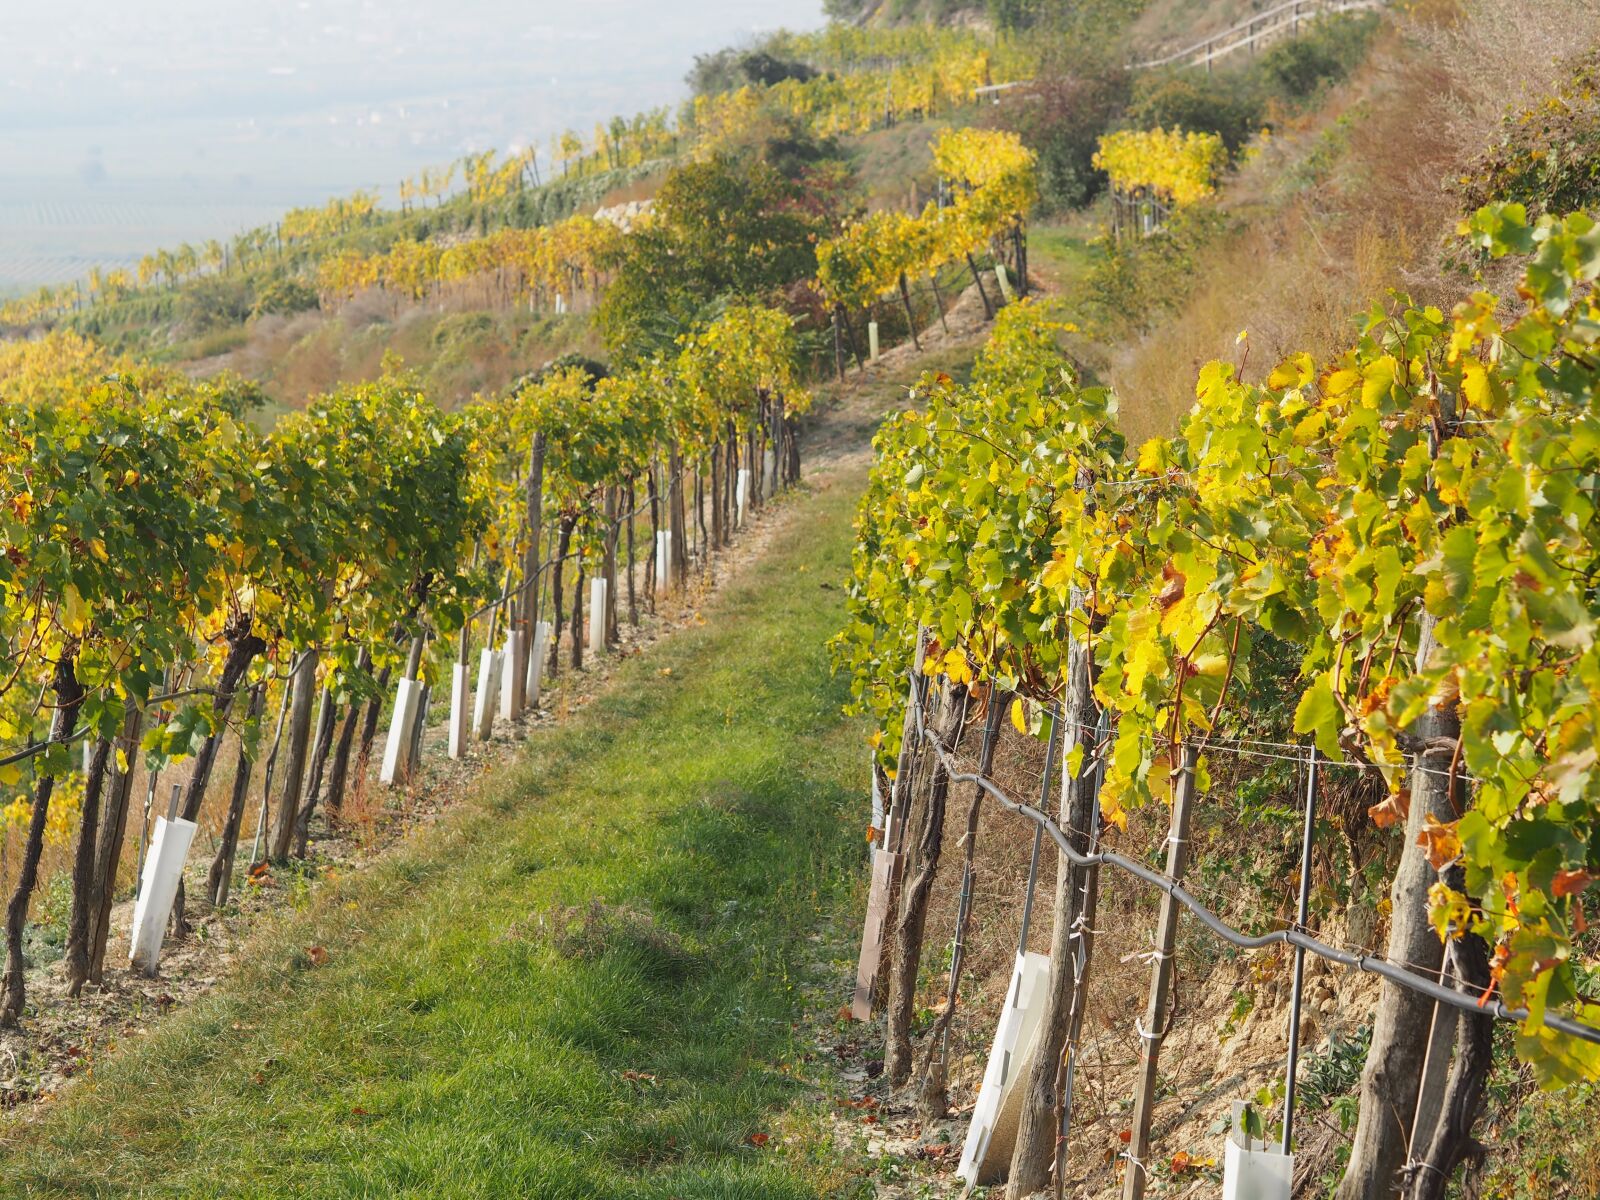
[902,675,1600,1051]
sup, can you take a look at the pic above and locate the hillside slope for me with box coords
[0,453,875,1199]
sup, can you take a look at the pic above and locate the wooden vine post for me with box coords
[1122,742,1200,1200]
[898,273,922,352]
[919,689,1007,1120]
[269,649,318,861]
[88,705,145,983]
[207,683,267,907]
[1338,403,1465,1200]
[1336,612,1461,1200]
[1008,585,1103,1196]
[62,735,114,996]
[851,630,928,1021]
[523,427,546,640]
[884,679,966,1086]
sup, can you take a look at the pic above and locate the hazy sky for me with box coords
[1,0,823,288]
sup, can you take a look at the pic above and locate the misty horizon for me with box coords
[1,0,822,290]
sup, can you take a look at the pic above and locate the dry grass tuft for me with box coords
[1105,0,1600,442]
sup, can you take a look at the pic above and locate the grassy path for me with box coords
[0,468,870,1199]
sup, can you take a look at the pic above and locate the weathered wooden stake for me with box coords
[1122,744,1200,1200]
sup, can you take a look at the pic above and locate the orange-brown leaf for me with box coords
[1417,814,1462,870]
[1157,562,1186,612]
[1368,788,1410,830]
[1552,869,1596,899]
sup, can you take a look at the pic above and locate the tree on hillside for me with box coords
[596,154,828,361]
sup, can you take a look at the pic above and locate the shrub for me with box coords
[987,66,1132,212]
[177,274,253,334]
[1258,13,1379,101]
[1129,72,1265,152]
[250,276,319,320]
[1456,48,1600,218]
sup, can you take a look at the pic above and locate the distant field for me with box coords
[0,185,297,290]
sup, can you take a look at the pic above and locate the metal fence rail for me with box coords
[1132,0,1389,72]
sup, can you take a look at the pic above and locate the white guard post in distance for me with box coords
[127,815,199,976]
[957,950,1052,1184]
[588,577,607,657]
[655,531,672,594]
[526,620,551,709]
[473,646,501,742]
[499,629,524,721]
[448,660,471,759]
[868,320,880,361]
[1223,1101,1293,1200]
[380,676,424,785]
[869,752,885,832]
[736,468,750,527]
[995,262,1015,304]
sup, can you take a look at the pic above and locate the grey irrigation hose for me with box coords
[906,705,1600,1049]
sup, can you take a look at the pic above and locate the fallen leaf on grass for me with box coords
[306,945,330,967]
[748,1132,770,1148]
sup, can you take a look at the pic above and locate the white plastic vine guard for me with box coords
[736,468,750,526]
[869,751,885,832]
[380,677,424,785]
[764,447,778,495]
[127,815,198,976]
[1222,1101,1293,1200]
[996,262,1015,303]
[448,661,471,760]
[868,320,880,361]
[588,576,608,657]
[526,621,551,708]
[473,647,501,742]
[499,630,524,721]
[958,950,1052,1184]
[655,531,672,594]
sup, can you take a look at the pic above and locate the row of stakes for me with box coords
[124,468,755,978]
[862,264,1016,362]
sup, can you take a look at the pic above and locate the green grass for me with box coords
[1027,219,1103,295]
[0,472,872,1199]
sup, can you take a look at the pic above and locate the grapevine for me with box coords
[837,208,1600,1086]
